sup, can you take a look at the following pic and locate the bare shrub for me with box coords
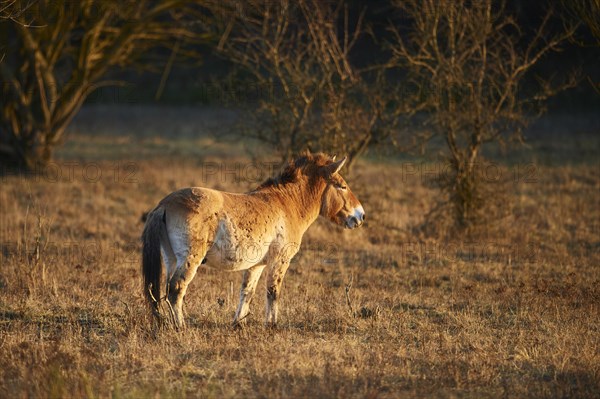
[386,0,578,231]
[210,0,395,168]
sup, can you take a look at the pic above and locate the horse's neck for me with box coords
[262,179,324,233]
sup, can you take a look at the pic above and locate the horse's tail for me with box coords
[142,207,165,313]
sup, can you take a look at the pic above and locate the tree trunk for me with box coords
[22,140,53,171]
[0,130,53,172]
[450,155,480,229]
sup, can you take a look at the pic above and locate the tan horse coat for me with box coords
[142,153,365,329]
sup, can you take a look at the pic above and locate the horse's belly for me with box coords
[205,243,270,270]
[204,219,272,270]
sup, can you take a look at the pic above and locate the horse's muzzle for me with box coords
[345,206,365,229]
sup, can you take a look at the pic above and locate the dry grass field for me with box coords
[0,107,599,398]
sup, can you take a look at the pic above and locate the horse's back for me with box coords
[157,187,223,215]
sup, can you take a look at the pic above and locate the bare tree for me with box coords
[210,0,394,168]
[561,0,600,44]
[559,0,600,94]
[0,0,35,21]
[0,0,203,170]
[387,0,578,229]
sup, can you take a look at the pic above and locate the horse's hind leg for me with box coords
[233,264,266,327]
[161,246,177,291]
[166,236,207,330]
[163,211,208,330]
[167,253,203,330]
[157,245,176,322]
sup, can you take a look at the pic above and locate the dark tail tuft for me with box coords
[142,208,164,313]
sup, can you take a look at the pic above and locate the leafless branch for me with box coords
[386,0,578,228]
[208,0,395,167]
[0,0,209,169]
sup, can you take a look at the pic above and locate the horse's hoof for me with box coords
[232,321,245,330]
[265,322,277,330]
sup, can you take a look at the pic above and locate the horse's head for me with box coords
[319,156,365,229]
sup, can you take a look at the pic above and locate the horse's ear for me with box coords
[325,156,346,176]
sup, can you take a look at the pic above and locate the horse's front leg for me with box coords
[265,260,290,327]
[233,264,265,328]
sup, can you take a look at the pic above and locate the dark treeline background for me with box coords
[99,0,598,110]
[1,0,598,228]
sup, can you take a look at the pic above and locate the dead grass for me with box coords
[0,112,599,398]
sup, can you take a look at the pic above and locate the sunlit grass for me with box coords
[0,108,598,397]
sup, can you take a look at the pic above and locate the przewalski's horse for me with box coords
[142,152,365,330]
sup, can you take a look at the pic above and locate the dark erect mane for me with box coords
[255,152,333,190]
